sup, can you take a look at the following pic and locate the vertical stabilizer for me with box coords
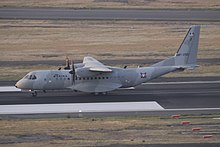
[175,25,200,66]
[152,25,200,68]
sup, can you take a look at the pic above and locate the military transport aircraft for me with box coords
[15,25,200,96]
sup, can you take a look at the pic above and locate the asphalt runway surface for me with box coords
[1,79,219,109]
[0,79,219,147]
[0,8,220,21]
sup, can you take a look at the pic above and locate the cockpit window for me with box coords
[32,75,37,80]
[29,75,32,79]
[23,74,37,80]
[24,75,29,79]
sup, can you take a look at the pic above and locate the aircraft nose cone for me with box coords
[15,80,22,89]
[15,80,33,90]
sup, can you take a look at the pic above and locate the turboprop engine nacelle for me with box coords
[76,67,99,77]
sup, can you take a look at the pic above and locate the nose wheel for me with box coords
[31,91,37,97]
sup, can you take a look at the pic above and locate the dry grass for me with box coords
[0,20,219,80]
[0,114,220,146]
[0,0,220,10]
[1,20,219,61]
[0,65,58,81]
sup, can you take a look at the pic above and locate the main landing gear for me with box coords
[94,92,107,95]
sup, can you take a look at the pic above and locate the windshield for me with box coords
[23,74,37,80]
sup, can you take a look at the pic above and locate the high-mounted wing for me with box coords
[83,56,112,72]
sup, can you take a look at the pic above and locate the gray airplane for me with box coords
[15,25,200,96]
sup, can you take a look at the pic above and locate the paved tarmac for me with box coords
[0,80,219,109]
[0,79,219,118]
[0,8,220,21]
[0,80,219,147]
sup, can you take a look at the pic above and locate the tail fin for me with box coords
[175,25,200,67]
[152,25,200,69]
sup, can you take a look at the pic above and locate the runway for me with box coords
[0,80,219,109]
[0,8,220,21]
[0,80,219,146]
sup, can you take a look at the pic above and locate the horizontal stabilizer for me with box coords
[174,64,199,70]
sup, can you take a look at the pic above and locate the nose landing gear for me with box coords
[31,91,37,97]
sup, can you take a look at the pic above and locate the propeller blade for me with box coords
[64,56,70,70]
[69,60,75,85]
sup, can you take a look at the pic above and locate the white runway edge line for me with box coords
[0,101,164,115]
[166,108,220,111]
[142,81,220,85]
[0,86,21,92]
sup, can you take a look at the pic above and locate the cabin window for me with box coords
[87,77,89,80]
[91,77,93,80]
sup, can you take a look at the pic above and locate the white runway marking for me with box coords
[0,86,21,92]
[166,108,220,111]
[0,101,164,114]
[142,80,220,85]
[125,90,220,95]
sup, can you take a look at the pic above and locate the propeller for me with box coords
[69,60,76,85]
[64,57,70,70]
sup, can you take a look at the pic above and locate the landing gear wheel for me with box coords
[32,91,37,97]
[102,92,107,95]
[93,92,107,95]
[94,92,99,96]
